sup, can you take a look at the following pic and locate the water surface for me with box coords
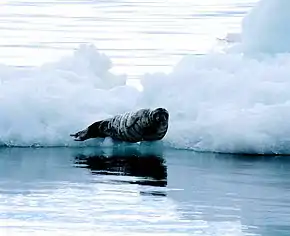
[0,0,256,77]
[1,147,290,235]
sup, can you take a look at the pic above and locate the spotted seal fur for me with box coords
[70,108,169,143]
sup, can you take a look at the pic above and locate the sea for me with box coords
[1,0,290,235]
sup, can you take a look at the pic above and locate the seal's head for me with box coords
[151,108,169,125]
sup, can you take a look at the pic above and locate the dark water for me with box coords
[0,146,290,235]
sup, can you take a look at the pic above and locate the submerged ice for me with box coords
[2,0,290,154]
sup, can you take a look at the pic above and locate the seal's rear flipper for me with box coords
[70,120,109,141]
[70,128,89,141]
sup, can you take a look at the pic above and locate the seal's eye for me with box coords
[155,114,161,122]
[154,112,168,123]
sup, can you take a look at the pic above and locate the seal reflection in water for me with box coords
[70,108,169,143]
[74,152,167,188]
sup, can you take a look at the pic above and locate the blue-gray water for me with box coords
[1,147,290,235]
[0,0,256,77]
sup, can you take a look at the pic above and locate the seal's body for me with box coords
[70,108,169,143]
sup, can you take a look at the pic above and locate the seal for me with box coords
[70,108,169,143]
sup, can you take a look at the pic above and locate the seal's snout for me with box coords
[153,108,169,123]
